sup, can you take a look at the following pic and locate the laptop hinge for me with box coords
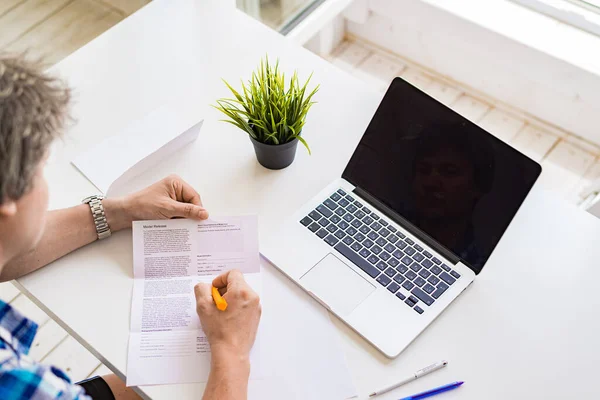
[353,187,461,265]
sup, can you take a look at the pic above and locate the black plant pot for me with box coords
[250,136,299,170]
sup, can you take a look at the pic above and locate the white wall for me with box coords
[346,0,600,145]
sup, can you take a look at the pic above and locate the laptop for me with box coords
[261,77,541,358]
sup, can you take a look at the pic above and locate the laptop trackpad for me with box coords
[300,253,376,316]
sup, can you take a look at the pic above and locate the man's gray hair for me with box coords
[0,54,71,204]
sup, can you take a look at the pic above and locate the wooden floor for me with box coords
[1,0,599,387]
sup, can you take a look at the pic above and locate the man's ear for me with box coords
[0,200,18,217]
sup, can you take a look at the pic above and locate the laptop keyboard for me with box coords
[300,189,462,315]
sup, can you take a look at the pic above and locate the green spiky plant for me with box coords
[214,57,319,154]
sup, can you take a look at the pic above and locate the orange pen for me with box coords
[211,286,228,311]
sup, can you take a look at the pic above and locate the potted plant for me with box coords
[214,57,319,170]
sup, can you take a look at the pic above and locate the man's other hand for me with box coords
[194,270,261,368]
[103,175,209,231]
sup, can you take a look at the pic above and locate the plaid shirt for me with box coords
[0,300,90,399]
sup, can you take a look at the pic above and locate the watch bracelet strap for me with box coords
[89,199,111,240]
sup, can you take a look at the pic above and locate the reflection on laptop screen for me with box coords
[342,78,541,274]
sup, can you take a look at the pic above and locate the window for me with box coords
[511,0,600,36]
[237,0,325,33]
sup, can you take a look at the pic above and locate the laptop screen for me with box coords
[342,78,541,274]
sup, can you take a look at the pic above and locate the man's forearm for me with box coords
[203,353,250,400]
[0,199,124,282]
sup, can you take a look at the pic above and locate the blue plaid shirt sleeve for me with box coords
[0,300,92,400]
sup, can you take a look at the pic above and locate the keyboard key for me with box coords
[354,201,363,208]
[335,243,379,278]
[367,231,379,241]
[376,274,391,286]
[450,270,461,279]
[368,255,379,265]
[359,225,370,234]
[375,238,386,247]
[359,248,371,258]
[409,262,422,272]
[338,221,349,230]
[351,242,362,252]
[427,275,440,285]
[405,238,414,245]
[324,235,338,246]
[384,267,396,277]
[338,199,349,207]
[432,257,442,265]
[324,199,338,210]
[405,247,416,256]
[388,257,399,267]
[334,230,345,239]
[411,288,434,306]
[380,220,388,227]
[414,244,423,252]
[379,228,390,237]
[337,189,347,196]
[379,252,390,261]
[371,245,382,255]
[300,216,312,226]
[393,250,404,259]
[396,265,408,274]
[344,195,354,203]
[422,259,433,269]
[330,215,341,224]
[335,207,346,216]
[317,204,333,217]
[439,272,456,285]
[405,270,417,280]
[355,210,366,219]
[388,225,397,233]
[351,219,362,228]
[414,306,424,314]
[316,229,328,238]
[376,261,387,271]
[354,233,365,242]
[405,297,416,307]
[387,282,400,293]
[413,277,426,287]
[346,204,358,213]
[430,265,442,275]
[393,274,405,284]
[432,282,449,299]
[423,283,435,294]
[343,213,354,222]
[403,281,415,291]
[397,231,406,239]
[345,226,356,235]
[326,224,337,233]
[343,236,353,245]
[308,222,320,232]
[396,240,407,249]
[441,264,451,272]
[401,256,413,265]
[363,239,374,248]
[419,269,431,278]
[396,292,406,300]
[371,214,380,221]
[330,193,341,201]
[423,250,432,258]
[409,295,419,304]
[362,216,374,225]
[413,253,424,262]
[309,210,321,220]
[363,208,372,215]
[371,222,382,231]
[318,218,330,227]
[388,234,399,244]
[384,243,395,253]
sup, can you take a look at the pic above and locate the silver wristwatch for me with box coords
[82,195,112,240]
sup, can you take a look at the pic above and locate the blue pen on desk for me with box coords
[399,381,464,400]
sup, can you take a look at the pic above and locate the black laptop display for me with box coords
[343,78,541,274]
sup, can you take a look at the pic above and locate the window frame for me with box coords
[511,0,600,36]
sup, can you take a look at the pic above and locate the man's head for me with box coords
[0,55,70,264]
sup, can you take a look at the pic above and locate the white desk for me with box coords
[16,1,600,399]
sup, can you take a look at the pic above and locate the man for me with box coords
[0,55,261,400]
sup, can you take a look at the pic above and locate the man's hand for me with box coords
[104,175,209,231]
[194,270,261,367]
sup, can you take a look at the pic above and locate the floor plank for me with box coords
[0,0,25,17]
[449,94,491,123]
[10,294,51,326]
[331,41,371,72]
[538,141,596,198]
[6,0,122,65]
[510,125,560,162]
[0,281,20,303]
[95,0,149,16]
[354,53,405,92]
[478,108,525,143]
[0,0,72,49]
[424,80,462,105]
[88,363,112,378]
[400,67,433,91]
[42,336,101,382]
[29,319,68,361]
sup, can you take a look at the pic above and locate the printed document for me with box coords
[126,216,261,386]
